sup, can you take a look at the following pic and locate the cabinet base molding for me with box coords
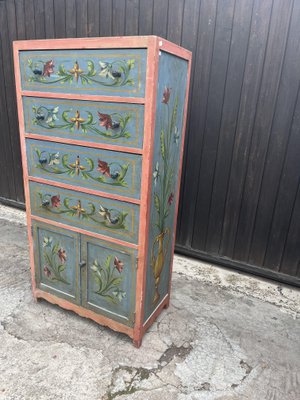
[34,289,134,339]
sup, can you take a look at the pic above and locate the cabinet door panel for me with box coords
[23,96,144,149]
[26,139,142,199]
[81,236,136,326]
[33,222,80,303]
[19,49,146,97]
[30,181,139,244]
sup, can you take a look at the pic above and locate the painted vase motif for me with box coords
[151,228,170,304]
[150,87,179,304]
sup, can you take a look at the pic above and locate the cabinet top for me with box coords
[13,36,192,61]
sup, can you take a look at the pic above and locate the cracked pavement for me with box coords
[0,211,299,399]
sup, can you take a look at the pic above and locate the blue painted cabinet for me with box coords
[14,36,191,346]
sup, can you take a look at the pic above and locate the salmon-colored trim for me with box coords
[24,133,143,155]
[28,176,141,205]
[13,44,37,296]
[133,37,159,347]
[34,288,134,338]
[31,215,139,249]
[142,294,169,335]
[13,36,154,50]
[21,91,145,104]
[166,54,192,305]
[157,37,192,61]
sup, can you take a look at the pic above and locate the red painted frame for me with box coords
[13,36,192,347]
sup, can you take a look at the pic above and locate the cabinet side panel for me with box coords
[144,51,188,322]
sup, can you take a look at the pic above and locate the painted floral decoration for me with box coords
[38,192,128,230]
[98,112,113,130]
[168,192,174,206]
[153,87,179,233]
[44,266,51,277]
[69,61,83,82]
[114,256,124,273]
[70,110,85,129]
[51,195,60,207]
[32,105,132,139]
[91,255,126,304]
[162,87,171,104]
[43,60,55,77]
[150,86,180,304]
[97,160,111,177]
[42,236,70,284]
[27,58,135,87]
[58,248,67,263]
[35,149,129,187]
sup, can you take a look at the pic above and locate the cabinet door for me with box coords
[33,222,80,304]
[81,236,137,327]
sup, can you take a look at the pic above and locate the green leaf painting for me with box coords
[151,86,181,304]
[32,105,132,140]
[35,149,129,187]
[38,192,128,230]
[42,236,70,285]
[91,255,126,304]
[27,59,135,87]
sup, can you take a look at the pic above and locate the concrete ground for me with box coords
[0,205,299,400]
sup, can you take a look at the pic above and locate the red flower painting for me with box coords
[58,248,67,263]
[98,112,113,130]
[168,192,174,205]
[97,160,111,177]
[43,60,55,77]
[44,266,51,277]
[114,257,124,273]
[162,87,171,104]
[51,195,60,208]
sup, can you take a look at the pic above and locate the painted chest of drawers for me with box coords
[13,36,191,347]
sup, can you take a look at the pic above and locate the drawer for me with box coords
[23,96,144,149]
[33,222,80,304]
[81,235,137,326]
[19,49,146,97]
[30,181,140,244]
[26,139,142,199]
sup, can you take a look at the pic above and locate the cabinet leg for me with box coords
[164,298,170,309]
[32,292,40,303]
[133,337,142,348]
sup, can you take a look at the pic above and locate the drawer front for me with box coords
[81,235,137,326]
[19,49,146,97]
[23,97,144,149]
[26,139,142,199]
[30,182,139,244]
[33,221,80,304]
